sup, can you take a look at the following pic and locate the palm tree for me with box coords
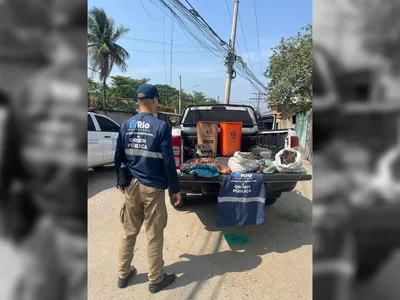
[88,7,130,108]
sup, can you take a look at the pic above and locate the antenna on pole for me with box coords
[250,92,267,113]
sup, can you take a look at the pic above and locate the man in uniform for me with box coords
[115,84,181,293]
[2,0,88,299]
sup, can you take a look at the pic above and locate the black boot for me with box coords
[117,267,137,289]
[148,274,176,294]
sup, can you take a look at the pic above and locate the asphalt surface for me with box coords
[88,161,313,300]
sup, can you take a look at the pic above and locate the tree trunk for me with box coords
[103,79,107,115]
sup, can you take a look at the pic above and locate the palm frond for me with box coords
[111,25,130,43]
[111,44,130,61]
[112,53,128,72]
[89,7,109,35]
[88,7,131,83]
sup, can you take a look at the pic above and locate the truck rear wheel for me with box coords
[92,166,104,171]
[265,197,278,205]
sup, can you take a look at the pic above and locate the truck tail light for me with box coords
[290,136,299,148]
[172,130,182,170]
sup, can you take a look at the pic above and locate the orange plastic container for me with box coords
[219,122,242,156]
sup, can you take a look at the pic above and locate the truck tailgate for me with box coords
[179,172,312,183]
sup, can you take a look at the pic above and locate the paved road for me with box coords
[88,162,313,300]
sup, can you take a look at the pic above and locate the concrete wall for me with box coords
[279,117,292,129]
[275,109,313,161]
[95,109,180,126]
[288,110,312,161]
[304,111,313,161]
[295,110,311,152]
[95,110,134,125]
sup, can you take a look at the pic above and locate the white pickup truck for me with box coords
[87,112,120,169]
[87,111,176,169]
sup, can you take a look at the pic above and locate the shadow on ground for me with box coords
[178,191,312,255]
[128,249,262,290]
[129,191,312,292]
[88,166,116,198]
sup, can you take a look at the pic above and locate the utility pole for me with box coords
[178,75,182,114]
[250,92,267,113]
[224,0,240,104]
[169,0,173,88]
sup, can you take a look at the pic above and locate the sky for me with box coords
[88,0,312,114]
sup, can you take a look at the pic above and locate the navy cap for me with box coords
[136,84,160,100]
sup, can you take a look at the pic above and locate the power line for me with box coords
[88,67,111,79]
[162,16,169,84]
[252,0,264,84]
[238,13,254,74]
[121,36,209,49]
[250,91,267,112]
[139,0,163,21]
[151,0,266,91]
[169,0,173,87]
[183,0,228,44]
[223,0,232,23]
[149,0,228,61]
[125,48,198,53]
[121,36,220,62]
[154,0,229,59]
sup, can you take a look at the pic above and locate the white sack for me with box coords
[228,152,259,174]
[274,148,303,173]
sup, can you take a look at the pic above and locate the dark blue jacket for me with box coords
[114,113,180,195]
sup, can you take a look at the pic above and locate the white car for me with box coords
[88,112,120,169]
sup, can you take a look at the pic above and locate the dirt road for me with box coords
[88,161,313,300]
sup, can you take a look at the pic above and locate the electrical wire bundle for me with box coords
[151,0,267,92]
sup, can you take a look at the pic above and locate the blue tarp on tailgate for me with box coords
[216,173,266,227]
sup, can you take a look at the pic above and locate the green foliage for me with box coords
[87,8,217,112]
[88,78,102,98]
[88,76,218,112]
[180,91,217,108]
[108,76,150,99]
[264,25,312,112]
[154,84,179,106]
[88,7,131,104]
